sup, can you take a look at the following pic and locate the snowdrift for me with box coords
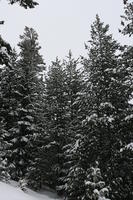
[0,181,61,200]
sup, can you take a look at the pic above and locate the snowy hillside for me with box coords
[0,182,61,200]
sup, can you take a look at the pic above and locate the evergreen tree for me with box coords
[81,14,119,170]
[60,51,84,196]
[44,58,67,191]
[120,0,133,36]
[85,161,110,200]
[0,49,25,180]
[0,37,17,183]
[0,120,10,182]
[67,164,86,200]
[79,15,132,199]
[26,74,46,190]
[0,46,17,181]
[65,138,86,200]
[110,143,133,200]
[5,27,45,183]
[114,3,133,197]
[109,47,133,199]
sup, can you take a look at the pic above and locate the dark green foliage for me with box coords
[0,120,10,182]
[0,48,19,181]
[67,164,86,200]
[85,162,110,200]
[77,15,133,200]
[44,58,67,190]
[60,51,84,196]
[81,15,120,169]
[110,144,133,200]
[120,0,133,36]
[0,5,132,199]
[0,44,19,183]
[64,137,87,200]
[8,0,38,9]
[0,27,45,184]
[16,27,45,186]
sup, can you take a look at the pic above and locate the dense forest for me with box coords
[0,0,133,200]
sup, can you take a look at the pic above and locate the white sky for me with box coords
[0,0,132,64]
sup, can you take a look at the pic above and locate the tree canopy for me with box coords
[8,0,38,9]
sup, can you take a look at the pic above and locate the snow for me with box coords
[86,113,98,122]
[125,114,133,121]
[120,142,133,152]
[100,102,114,109]
[0,64,5,69]
[0,47,10,58]
[18,121,31,126]
[74,139,80,150]
[129,99,133,105]
[0,47,7,54]
[21,136,29,142]
[125,142,133,151]
[0,181,61,200]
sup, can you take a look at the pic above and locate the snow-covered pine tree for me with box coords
[44,58,68,191]
[0,44,18,181]
[7,27,45,184]
[108,7,133,198]
[26,71,46,190]
[0,38,19,183]
[81,14,120,171]
[0,49,27,180]
[64,138,87,200]
[67,163,86,200]
[59,51,85,196]
[120,0,133,36]
[110,142,133,200]
[0,81,6,181]
[85,161,111,200]
[80,15,132,199]
[0,120,10,182]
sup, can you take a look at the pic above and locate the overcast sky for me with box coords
[0,0,132,64]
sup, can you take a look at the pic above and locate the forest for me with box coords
[0,0,133,200]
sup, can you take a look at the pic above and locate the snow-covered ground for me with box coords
[0,181,62,200]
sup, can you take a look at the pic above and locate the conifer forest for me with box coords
[0,0,133,200]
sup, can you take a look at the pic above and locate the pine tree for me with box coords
[120,0,133,36]
[112,4,133,197]
[0,120,10,182]
[81,14,120,171]
[79,15,132,199]
[0,46,18,181]
[109,47,133,200]
[0,49,26,180]
[0,38,16,182]
[110,142,133,200]
[44,58,67,191]
[65,138,86,200]
[60,51,85,196]
[85,161,111,200]
[67,163,86,200]
[5,27,45,184]
[26,75,46,190]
